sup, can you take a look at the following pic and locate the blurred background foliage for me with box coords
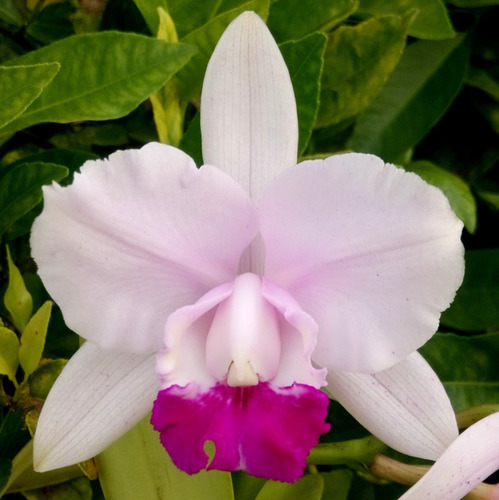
[0,0,499,499]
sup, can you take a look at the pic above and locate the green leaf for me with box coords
[0,63,60,132]
[267,0,358,42]
[28,359,67,400]
[97,416,234,500]
[255,474,323,500]
[22,476,92,500]
[441,249,499,332]
[0,326,19,384]
[0,409,30,460]
[358,0,455,40]
[420,332,499,411]
[0,162,68,237]
[165,0,221,39]
[132,0,168,34]
[280,33,327,156]
[316,15,410,128]
[25,2,76,44]
[321,470,354,500]
[0,458,12,494]
[1,440,82,496]
[19,301,52,380]
[232,472,265,500]
[444,382,499,413]
[403,160,476,233]
[348,35,468,163]
[467,66,499,100]
[447,0,499,6]
[175,0,270,103]
[1,32,196,135]
[4,246,33,333]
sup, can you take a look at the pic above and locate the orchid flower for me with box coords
[31,12,465,484]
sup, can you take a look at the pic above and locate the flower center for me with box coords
[205,273,281,387]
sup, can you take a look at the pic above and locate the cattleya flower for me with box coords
[32,11,468,488]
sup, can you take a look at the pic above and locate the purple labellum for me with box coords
[151,382,330,482]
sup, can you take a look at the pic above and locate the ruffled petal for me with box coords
[399,412,499,500]
[34,342,157,471]
[151,382,330,482]
[327,352,458,461]
[258,154,464,372]
[31,142,258,352]
[201,12,298,200]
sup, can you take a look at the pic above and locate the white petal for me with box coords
[201,11,298,199]
[31,142,258,352]
[259,154,464,372]
[34,342,157,471]
[327,352,458,461]
[399,412,499,500]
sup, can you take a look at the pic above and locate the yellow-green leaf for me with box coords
[358,0,455,40]
[255,474,324,500]
[4,246,33,333]
[0,63,60,132]
[97,417,234,500]
[0,327,19,384]
[317,15,410,128]
[19,301,52,380]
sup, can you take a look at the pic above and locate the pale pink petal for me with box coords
[151,382,329,482]
[258,153,464,372]
[34,342,157,471]
[31,142,257,352]
[201,11,298,200]
[261,278,326,389]
[399,412,499,500]
[327,352,458,461]
[157,274,325,391]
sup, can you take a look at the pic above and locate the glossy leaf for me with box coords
[97,416,234,500]
[0,326,19,383]
[0,162,68,238]
[404,160,476,233]
[2,32,196,135]
[441,250,499,332]
[0,63,60,132]
[358,0,455,40]
[280,33,327,155]
[4,246,33,333]
[19,301,52,380]
[348,35,468,163]
[255,474,324,500]
[267,0,357,42]
[175,0,270,102]
[316,15,410,128]
[420,332,499,411]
